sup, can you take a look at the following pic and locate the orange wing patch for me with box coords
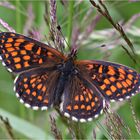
[16,38,25,43]
[14,69,58,110]
[76,60,140,101]
[61,77,104,122]
[0,32,65,73]
[24,43,34,51]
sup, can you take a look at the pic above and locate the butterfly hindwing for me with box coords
[76,60,140,102]
[14,67,60,110]
[60,75,104,122]
[0,32,65,73]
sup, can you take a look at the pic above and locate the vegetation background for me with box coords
[0,0,140,139]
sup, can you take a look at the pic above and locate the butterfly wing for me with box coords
[60,75,104,122]
[76,60,140,102]
[14,67,60,110]
[0,32,65,73]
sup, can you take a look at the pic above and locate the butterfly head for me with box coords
[57,53,77,77]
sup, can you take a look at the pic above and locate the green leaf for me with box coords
[0,108,50,139]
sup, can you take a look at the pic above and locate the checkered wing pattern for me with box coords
[0,32,64,73]
[76,60,140,102]
[14,67,60,110]
[60,75,104,122]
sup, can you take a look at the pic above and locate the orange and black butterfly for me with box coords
[0,32,140,122]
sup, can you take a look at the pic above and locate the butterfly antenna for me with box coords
[57,25,71,51]
[57,25,77,58]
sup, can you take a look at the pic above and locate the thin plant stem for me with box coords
[0,115,15,140]
[96,120,112,139]
[49,115,62,140]
[129,99,140,136]
[67,1,74,47]
[15,0,21,32]
[34,2,43,26]
[89,0,136,56]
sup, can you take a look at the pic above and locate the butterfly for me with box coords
[0,32,140,122]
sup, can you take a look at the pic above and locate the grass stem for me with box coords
[67,1,74,47]
[15,0,21,32]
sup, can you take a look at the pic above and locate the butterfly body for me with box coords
[0,32,140,122]
[53,57,76,105]
[57,57,75,75]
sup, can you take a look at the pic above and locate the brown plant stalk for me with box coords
[104,104,131,139]
[0,115,15,139]
[49,115,63,140]
[49,0,64,52]
[89,0,136,61]
[129,99,140,136]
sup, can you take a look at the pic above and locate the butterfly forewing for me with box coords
[76,60,140,101]
[0,32,65,73]
[14,67,60,110]
[60,75,104,122]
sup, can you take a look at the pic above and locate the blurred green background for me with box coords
[0,0,140,139]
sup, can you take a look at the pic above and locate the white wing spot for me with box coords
[103,100,106,107]
[72,116,78,122]
[16,93,19,98]
[32,106,39,110]
[94,114,99,118]
[87,118,92,122]
[13,86,16,92]
[25,103,31,108]
[14,75,19,84]
[64,112,70,118]
[59,102,63,112]
[126,96,130,99]
[7,68,12,72]
[80,118,86,123]
[19,99,24,104]
[131,93,135,96]
[100,109,103,115]
[41,106,48,110]
[2,61,6,66]
[110,99,115,102]
[119,98,123,101]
